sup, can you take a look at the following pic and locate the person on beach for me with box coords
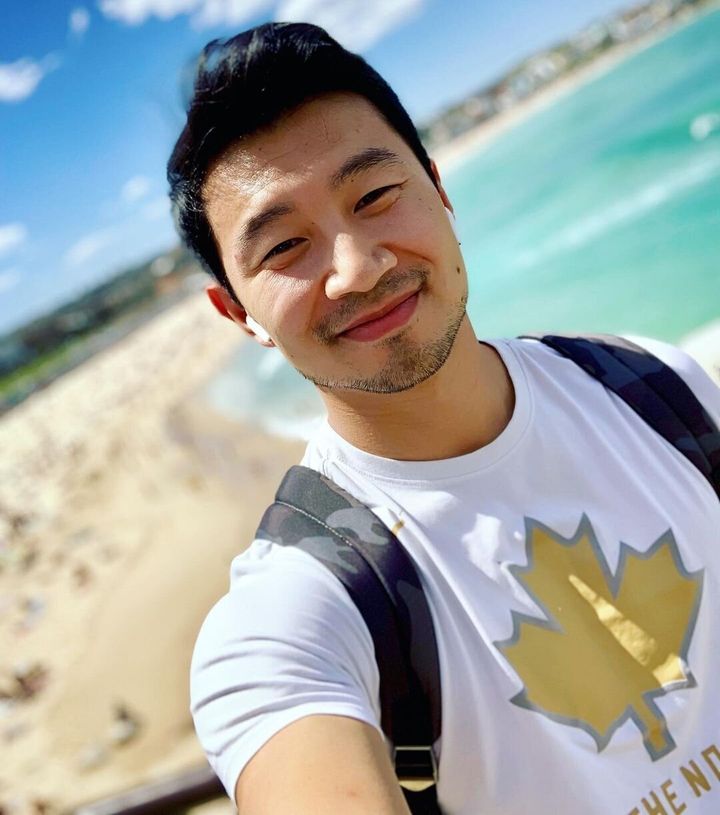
[168,22,720,815]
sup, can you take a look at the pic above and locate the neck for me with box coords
[319,320,515,461]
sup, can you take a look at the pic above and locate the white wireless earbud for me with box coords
[246,314,272,343]
[444,206,460,242]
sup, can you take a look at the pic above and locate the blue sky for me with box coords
[0,0,635,335]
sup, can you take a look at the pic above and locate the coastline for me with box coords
[429,3,720,386]
[433,9,709,173]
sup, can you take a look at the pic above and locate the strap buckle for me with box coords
[394,745,438,792]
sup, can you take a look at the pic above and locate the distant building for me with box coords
[520,51,568,89]
[573,21,612,54]
[610,5,661,41]
[463,94,496,123]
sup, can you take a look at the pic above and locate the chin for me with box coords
[298,298,466,395]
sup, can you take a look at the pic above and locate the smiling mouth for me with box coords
[337,288,421,342]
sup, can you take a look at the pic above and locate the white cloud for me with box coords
[98,0,423,38]
[0,223,27,258]
[191,0,272,28]
[98,0,276,28]
[69,7,91,37]
[121,175,152,203]
[63,229,116,268]
[99,0,200,25]
[275,0,425,51]
[0,269,21,295]
[0,58,50,103]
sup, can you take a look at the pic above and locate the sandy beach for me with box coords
[0,294,303,812]
[2,11,719,810]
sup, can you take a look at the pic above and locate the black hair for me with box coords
[167,22,435,296]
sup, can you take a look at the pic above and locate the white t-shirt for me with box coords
[191,338,720,815]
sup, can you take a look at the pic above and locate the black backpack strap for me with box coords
[523,333,720,498]
[256,465,442,814]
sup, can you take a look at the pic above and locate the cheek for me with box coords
[392,196,445,252]
[253,274,316,340]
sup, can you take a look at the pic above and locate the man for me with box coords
[168,22,720,815]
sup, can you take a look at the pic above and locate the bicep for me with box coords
[235,714,411,815]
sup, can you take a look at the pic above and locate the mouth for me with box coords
[336,288,421,342]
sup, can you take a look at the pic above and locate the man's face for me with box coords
[203,93,468,394]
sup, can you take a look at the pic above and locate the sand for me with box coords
[0,293,303,812]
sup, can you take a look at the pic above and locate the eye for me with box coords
[263,237,304,262]
[354,185,398,212]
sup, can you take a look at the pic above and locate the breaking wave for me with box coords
[515,150,720,270]
[690,112,720,141]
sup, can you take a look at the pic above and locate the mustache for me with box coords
[314,266,428,343]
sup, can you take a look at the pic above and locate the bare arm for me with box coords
[235,714,412,815]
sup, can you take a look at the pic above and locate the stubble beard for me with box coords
[295,267,468,395]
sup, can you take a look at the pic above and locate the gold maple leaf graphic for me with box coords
[497,515,703,760]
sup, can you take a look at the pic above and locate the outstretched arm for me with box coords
[235,714,412,815]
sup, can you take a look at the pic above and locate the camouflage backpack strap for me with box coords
[256,465,443,815]
[523,333,720,499]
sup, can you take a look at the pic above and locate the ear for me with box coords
[430,159,454,215]
[205,284,275,346]
[206,284,245,323]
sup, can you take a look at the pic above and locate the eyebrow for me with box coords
[330,147,405,190]
[235,202,295,256]
[233,148,404,259]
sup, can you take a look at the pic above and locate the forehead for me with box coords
[203,93,412,210]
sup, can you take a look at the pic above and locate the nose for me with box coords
[324,232,397,300]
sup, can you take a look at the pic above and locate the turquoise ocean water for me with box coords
[205,10,720,436]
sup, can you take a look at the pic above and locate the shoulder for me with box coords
[625,335,720,426]
[508,334,720,426]
[194,541,374,658]
[192,541,378,685]
[190,540,381,797]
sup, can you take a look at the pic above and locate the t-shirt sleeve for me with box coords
[189,540,382,800]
